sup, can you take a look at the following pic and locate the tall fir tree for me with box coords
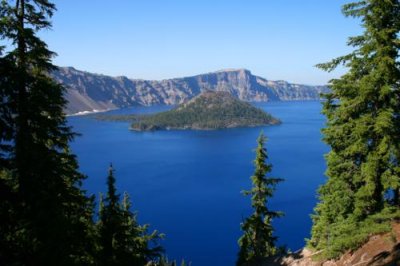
[97,165,164,266]
[237,132,283,266]
[0,0,95,264]
[309,0,400,258]
[98,165,121,265]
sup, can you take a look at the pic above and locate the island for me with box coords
[128,91,280,131]
[96,91,280,131]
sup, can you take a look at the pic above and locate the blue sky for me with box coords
[40,0,362,85]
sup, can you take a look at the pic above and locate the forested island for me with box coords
[98,91,280,131]
[2,0,400,265]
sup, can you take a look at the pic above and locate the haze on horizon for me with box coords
[41,0,362,85]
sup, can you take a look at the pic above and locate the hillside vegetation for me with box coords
[132,91,280,131]
[98,91,280,131]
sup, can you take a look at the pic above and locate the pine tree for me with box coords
[97,165,164,266]
[98,165,121,265]
[309,0,400,258]
[0,0,96,264]
[237,132,283,266]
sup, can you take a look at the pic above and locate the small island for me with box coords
[96,91,280,131]
[129,91,280,131]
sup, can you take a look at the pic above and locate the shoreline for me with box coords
[66,108,115,117]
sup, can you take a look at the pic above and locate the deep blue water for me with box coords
[68,101,329,266]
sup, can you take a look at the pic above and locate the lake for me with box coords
[68,101,329,265]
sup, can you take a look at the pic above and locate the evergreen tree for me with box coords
[97,165,164,266]
[98,165,121,265]
[309,0,400,258]
[0,0,95,264]
[237,132,283,266]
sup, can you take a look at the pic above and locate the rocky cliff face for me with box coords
[52,67,329,115]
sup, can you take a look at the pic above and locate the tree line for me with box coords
[1,0,399,265]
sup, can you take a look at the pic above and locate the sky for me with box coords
[39,0,363,85]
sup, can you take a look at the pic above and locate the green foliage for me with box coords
[0,0,96,264]
[97,165,164,266]
[237,132,284,265]
[310,206,400,259]
[0,1,174,265]
[98,91,280,130]
[309,0,400,259]
[150,257,191,266]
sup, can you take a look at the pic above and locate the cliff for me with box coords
[52,67,329,115]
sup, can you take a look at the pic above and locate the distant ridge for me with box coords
[52,67,329,115]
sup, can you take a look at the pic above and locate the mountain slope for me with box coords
[52,67,328,115]
[265,222,400,266]
[126,91,280,131]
